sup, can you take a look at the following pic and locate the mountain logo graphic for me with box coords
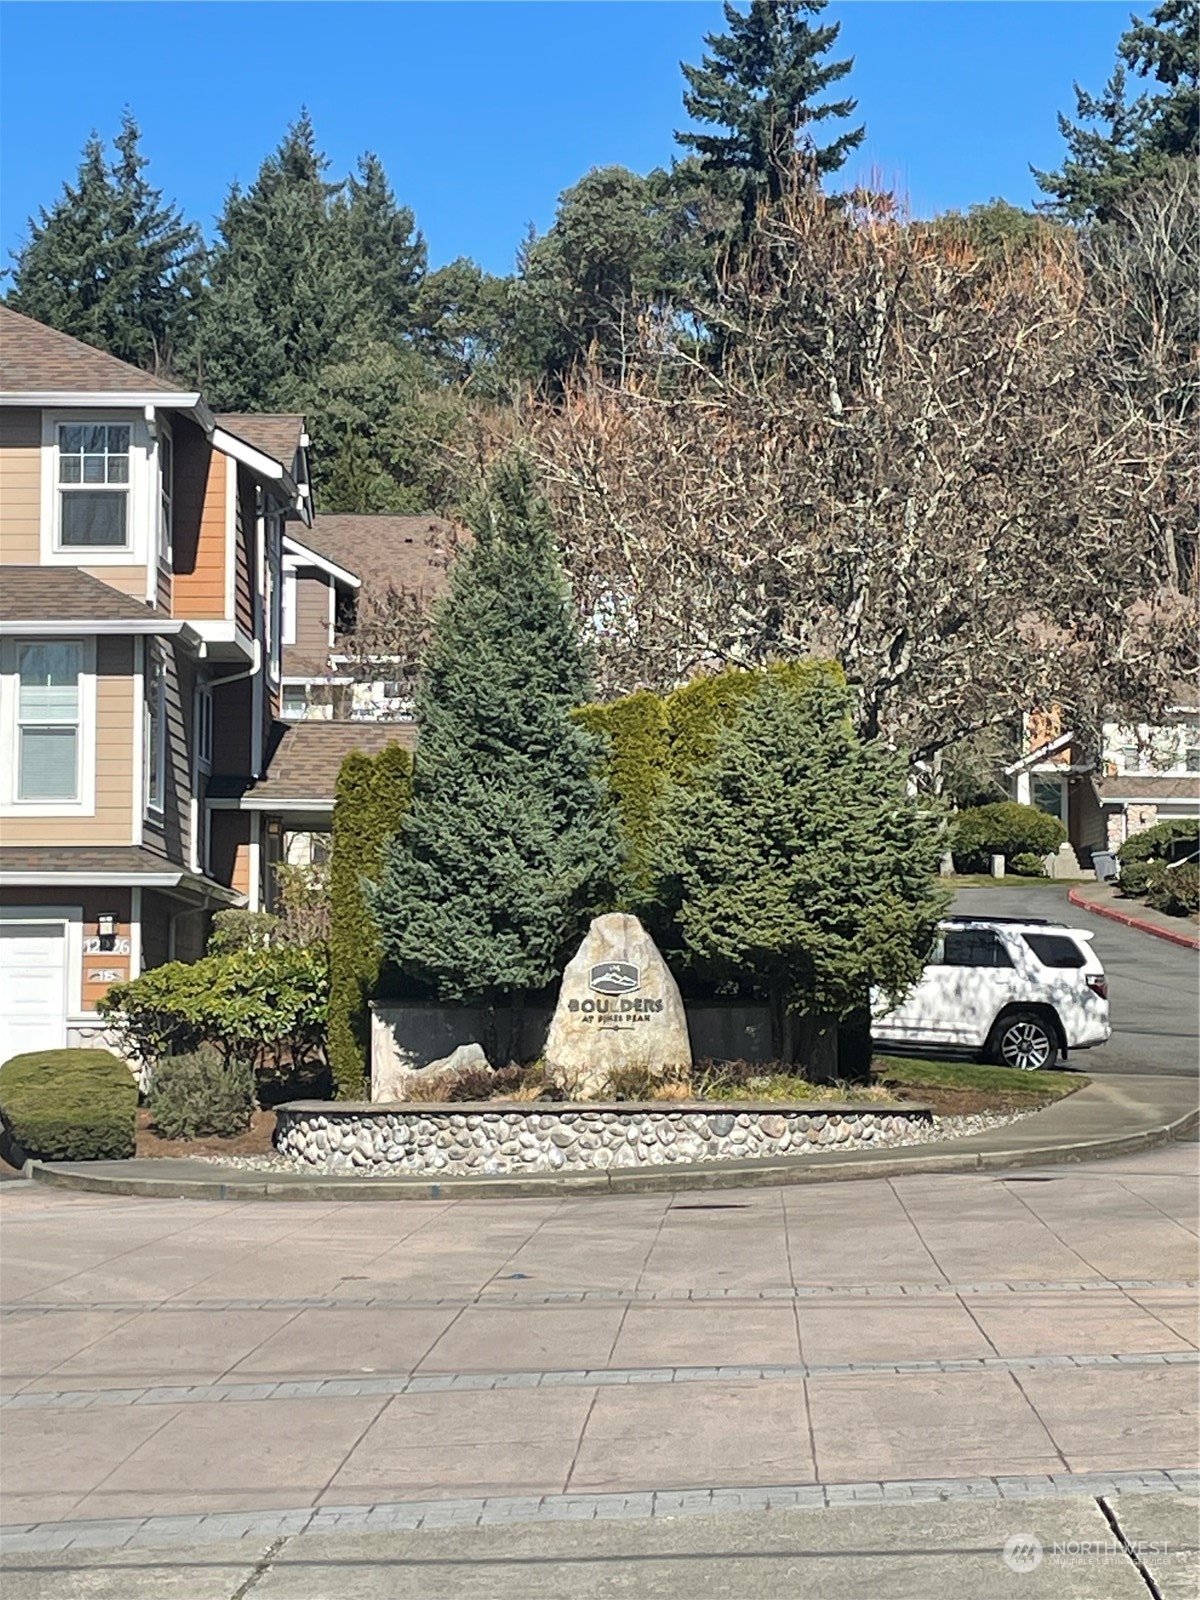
[589,962,641,996]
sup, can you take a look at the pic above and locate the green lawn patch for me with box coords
[872,1055,1087,1099]
[945,874,1063,889]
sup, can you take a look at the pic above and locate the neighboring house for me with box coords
[280,513,455,722]
[0,307,310,1058]
[1007,695,1200,864]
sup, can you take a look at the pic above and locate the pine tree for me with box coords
[372,456,618,1061]
[7,112,202,374]
[658,676,947,1075]
[1034,0,1198,220]
[676,0,864,222]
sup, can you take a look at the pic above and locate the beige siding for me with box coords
[80,564,150,599]
[1,637,134,846]
[0,408,41,563]
[297,571,332,654]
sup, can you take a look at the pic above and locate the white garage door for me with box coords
[0,922,68,1064]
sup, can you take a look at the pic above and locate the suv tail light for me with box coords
[1087,974,1108,1000]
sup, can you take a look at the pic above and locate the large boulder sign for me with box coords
[545,914,692,1096]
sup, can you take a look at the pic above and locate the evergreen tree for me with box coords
[676,0,864,222]
[372,456,618,1061]
[1034,0,1198,220]
[658,676,946,1075]
[7,112,202,374]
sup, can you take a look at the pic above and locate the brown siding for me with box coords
[173,443,228,619]
[140,890,173,972]
[1,886,132,1014]
[209,810,252,898]
[235,473,254,636]
[296,571,332,654]
[1,637,134,847]
[142,642,194,868]
[211,672,252,776]
[0,408,41,563]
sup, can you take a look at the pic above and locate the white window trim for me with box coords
[158,420,174,568]
[282,567,298,646]
[144,640,167,818]
[194,678,213,774]
[0,905,83,1022]
[39,410,153,567]
[0,637,97,816]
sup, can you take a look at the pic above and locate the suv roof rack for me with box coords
[942,915,1065,929]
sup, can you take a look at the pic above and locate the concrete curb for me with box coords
[26,1096,1200,1202]
[1068,886,1200,951]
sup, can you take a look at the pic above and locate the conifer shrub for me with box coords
[149,1047,256,1141]
[0,1049,137,1163]
[327,744,414,1099]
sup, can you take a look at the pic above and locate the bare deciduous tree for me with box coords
[525,182,1196,761]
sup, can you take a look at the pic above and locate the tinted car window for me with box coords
[1023,934,1087,969]
[941,929,1014,968]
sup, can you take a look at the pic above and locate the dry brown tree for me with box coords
[526,180,1196,762]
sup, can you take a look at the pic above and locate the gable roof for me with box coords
[217,413,306,471]
[0,306,185,397]
[303,513,458,601]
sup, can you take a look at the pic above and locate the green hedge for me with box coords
[0,1048,137,1162]
[328,743,414,1099]
[1117,818,1199,865]
[1145,860,1200,917]
[951,802,1067,873]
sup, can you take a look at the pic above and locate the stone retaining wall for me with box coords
[273,1101,934,1176]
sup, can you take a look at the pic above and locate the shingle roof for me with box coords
[0,306,182,395]
[301,514,458,601]
[0,845,238,901]
[0,566,162,624]
[1094,775,1200,805]
[210,720,417,805]
[217,413,305,470]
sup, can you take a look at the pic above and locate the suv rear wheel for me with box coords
[989,1010,1058,1071]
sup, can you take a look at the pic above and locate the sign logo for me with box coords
[589,962,640,996]
[1002,1534,1044,1573]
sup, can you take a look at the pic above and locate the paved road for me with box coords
[951,886,1199,1078]
[1,1141,1195,1595]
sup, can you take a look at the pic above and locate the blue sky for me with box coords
[1,2,1126,276]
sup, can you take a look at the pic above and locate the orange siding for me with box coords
[235,474,254,635]
[173,446,228,619]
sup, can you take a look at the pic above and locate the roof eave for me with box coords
[0,390,202,409]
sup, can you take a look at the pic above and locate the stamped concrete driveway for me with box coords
[1,1142,1195,1549]
[951,886,1200,1078]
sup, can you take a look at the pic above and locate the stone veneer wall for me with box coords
[273,1101,934,1176]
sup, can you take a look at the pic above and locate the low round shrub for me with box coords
[951,803,1067,873]
[149,1048,256,1141]
[1010,852,1048,877]
[1116,859,1167,899]
[0,1049,137,1163]
[1145,860,1200,918]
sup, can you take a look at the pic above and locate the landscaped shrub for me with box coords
[149,1048,256,1140]
[98,945,328,1074]
[1010,852,1048,877]
[1145,861,1200,917]
[951,803,1067,873]
[329,745,414,1099]
[0,1049,136,1162]
[574,690,670,906]
[1116,859,1168,899]
[1117,818,1199,865]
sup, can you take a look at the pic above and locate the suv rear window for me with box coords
[941,929,1014,968]
[1023,933,1088,969]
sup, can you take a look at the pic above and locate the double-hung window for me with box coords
[58,425,130,548]
[17,643,81,801]
[145,643,167,814]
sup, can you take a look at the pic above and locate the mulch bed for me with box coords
[135,1107,277,1160]
[872,1080,1055,1118]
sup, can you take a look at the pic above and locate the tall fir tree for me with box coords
[1034,0,1198,220]
[372,455,618,1061]
[658,676,946,1076]
[676,0,864,223]
[7,112,202,374]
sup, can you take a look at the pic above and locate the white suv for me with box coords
[872,917,1111,1070]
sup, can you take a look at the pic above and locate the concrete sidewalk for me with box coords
[1069,881,1200,951]
[25,1073,1200,1201]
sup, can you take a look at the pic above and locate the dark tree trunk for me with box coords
[481,1000,499,1068]
[837,1004,874,1085]
[506,989,526,1066]
[796,1013,839,1084]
